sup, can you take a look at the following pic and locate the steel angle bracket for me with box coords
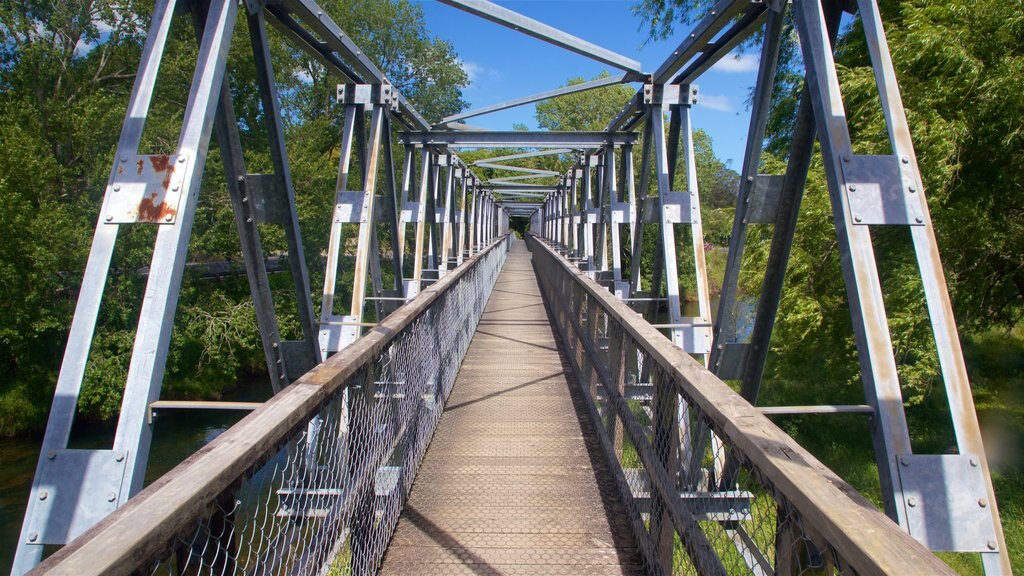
[897,454,997,552]
[24,449,128,545]
[840,154,924,226]
[103,154,189,224]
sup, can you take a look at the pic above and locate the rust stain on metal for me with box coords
[117,166,124,176]
[136,159,145,176]
[148,155,175,191]
[137,192,176,222]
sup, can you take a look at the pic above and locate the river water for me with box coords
[0,377,271,573]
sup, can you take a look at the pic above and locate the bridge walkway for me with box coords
[379,239,644,575]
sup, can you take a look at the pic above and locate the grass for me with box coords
[775,325,1024,574]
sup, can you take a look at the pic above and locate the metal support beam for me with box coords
[440,74,631,125]
[402,131,637,149]
[14,0,237,570]
[435,0,643,74]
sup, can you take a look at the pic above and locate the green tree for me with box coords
[0,0,470,435]
[535,71,635,131]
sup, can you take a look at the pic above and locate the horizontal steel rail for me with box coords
[528,235,955,576]
[31,234,513,576]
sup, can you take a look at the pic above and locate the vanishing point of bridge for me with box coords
[13,0,1009,575]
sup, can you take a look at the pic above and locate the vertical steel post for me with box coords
[793,0,912,526]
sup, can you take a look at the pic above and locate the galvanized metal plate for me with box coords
[612,280,630,300]
[244,173,287,225]
[610,202,630,224]
[335,192,370,223]
[586,208,600,224]
[715,342,750,380]
[841,154,924,226]
[401,201,421,223]
[668,317,711,354]
[747,175,784,224]
[104,154,188,224]
[663,191,694,224]
[26,449,128,545]
[898,454,997,552]
[319,316,361,354]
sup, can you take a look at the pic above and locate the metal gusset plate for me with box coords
[103,154,188,224]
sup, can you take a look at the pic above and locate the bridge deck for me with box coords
[380,240,644,575]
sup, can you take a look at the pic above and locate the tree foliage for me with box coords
[633,0,1024,406]
[0,0,468,436]
[535,72,635,132]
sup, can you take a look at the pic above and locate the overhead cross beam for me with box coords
[472,149,574,165]
[403,131,637,149]
[439,74,633,126]
[436,0,643,74]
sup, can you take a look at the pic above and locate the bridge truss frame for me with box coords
[525,0,1008,573]
[15,0,1010,573]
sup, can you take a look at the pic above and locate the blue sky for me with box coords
[416,0,761,168]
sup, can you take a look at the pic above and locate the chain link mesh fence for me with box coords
[36,235,510,576]
[529,234,951,576]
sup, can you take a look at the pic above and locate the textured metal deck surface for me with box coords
[379,240,644,575]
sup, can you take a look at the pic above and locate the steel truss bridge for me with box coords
[12,0,1010,574]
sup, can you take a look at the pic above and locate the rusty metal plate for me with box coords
[104,154,187,224]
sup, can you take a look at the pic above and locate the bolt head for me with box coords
[969,457,979,467]
[165,214,173,222]
[988,540,998,551]
[901,156,910,164]
[915,217,924,223]
[105,215,114,222]
[979,498,988,508]
[47,451,57,460]
[843,155,851,162]
[848,184,857,192]
[28,531,38,542]
[907,496,918,507]
[854,216,862,223]
[177,156,185,163]
[901,456,910,466]
[120,156,127,163]
[113,185,120,192]
[107,492,117,503]
[908,185,916,193]
[38,490,48,501]
[115,451,125,462]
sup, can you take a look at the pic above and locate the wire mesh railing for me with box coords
[528,235,955,576]
[32,234,512,576]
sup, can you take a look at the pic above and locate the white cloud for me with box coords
[697,93,734,113]
[460,60,500,86]
[711,52,759,74]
